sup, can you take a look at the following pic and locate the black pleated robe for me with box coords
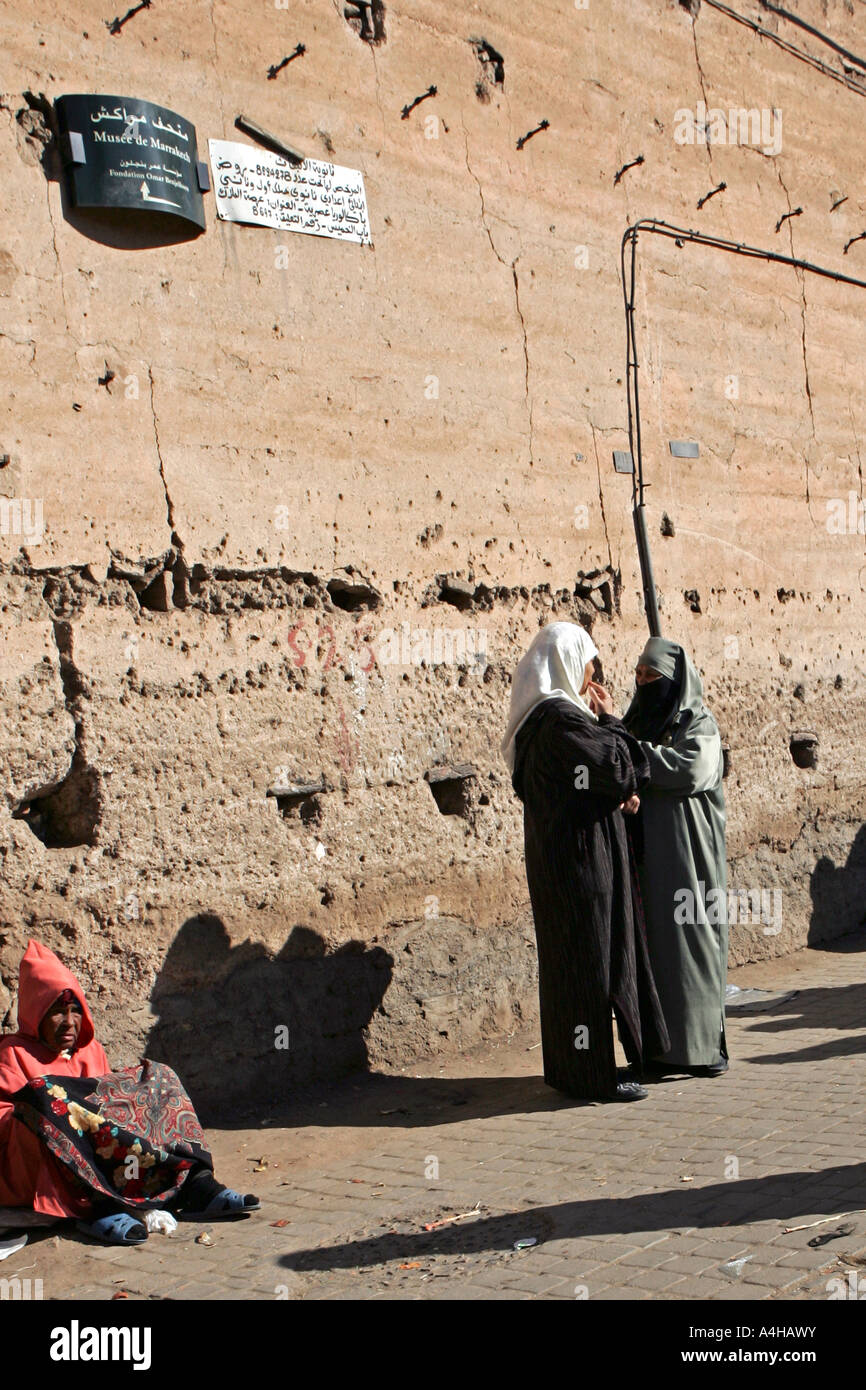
[512,697,670,1099]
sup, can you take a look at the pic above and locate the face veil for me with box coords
[623,640,687,742]
[629,667,681,740]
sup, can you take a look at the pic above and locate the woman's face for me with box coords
[39,995,83,1053]
[580,660,595,695]
[635,663,663,686]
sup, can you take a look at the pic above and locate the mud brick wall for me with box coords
[1,0,864,1112]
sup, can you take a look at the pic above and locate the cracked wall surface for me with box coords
[1,0,865,1109]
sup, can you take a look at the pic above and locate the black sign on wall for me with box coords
[54,94,207,230]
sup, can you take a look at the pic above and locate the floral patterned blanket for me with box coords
[12,1059,212,1209]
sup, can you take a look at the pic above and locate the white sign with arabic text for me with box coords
[208,138,371,244]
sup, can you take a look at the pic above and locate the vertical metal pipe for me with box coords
[621,217,866,635]
[623,227,661,635]
[628,233,645,507]
[633,503,662,636]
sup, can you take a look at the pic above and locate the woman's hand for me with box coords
[586,680,615,716]
[619,794,641,814]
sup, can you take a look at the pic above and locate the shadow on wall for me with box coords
[808,825,866,946]
[145,914,393,1124]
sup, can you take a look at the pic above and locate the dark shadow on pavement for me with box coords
[745,1034,866,1066]
[737,979,866,1064]
[277,1162,866,1272]
[144,928,866,1129]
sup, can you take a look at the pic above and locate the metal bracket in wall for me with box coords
[62,130,86,164]
[235,114,306,165]
[345,2,376,42]
[613,450,635,473]
[196,161,211,192]
[669,440,699,458]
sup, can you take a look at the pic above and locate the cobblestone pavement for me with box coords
[4,935,865,1302]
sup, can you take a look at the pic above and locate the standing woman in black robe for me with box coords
[501,623,669,1102]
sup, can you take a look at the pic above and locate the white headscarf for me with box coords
[500,621,599,774]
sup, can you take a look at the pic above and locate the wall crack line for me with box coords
[691,15,716,176]
[464,129,533,466]
[208,0,228,127]
[511,258,534,465]
[369,45,387,144]
[848,402,866,556]
[45,184,70,334]
[589,422,614,569]
[147,366,183,554]
[777,167,816,515]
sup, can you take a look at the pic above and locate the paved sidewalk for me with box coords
[4,935,865,1301]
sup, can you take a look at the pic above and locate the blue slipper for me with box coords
[182,1189,261,1220]
[76,1212,147,1245]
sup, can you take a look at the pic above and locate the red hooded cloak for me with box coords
[0,940,110,1217]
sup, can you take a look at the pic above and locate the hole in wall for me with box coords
[16,91,58,176]
[344,1,386,45]
[13,760,102,848]
[138,570,173,612]
[15,619,104,847]
[327,577,382,611]
[790,732,818,770]
[470,38,505,101]
[683,588,702,613]
[437,576,475,611]
[424,763,476,817]
[267,779,326,824]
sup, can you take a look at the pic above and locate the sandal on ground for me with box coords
[180,1188,261,1220]
[612,1080,648,1101]
[76,1212,148,1245]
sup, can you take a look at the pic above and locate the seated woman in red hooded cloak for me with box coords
[0,940,260,1244]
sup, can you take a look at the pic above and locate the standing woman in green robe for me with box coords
[596,637,729,1077]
